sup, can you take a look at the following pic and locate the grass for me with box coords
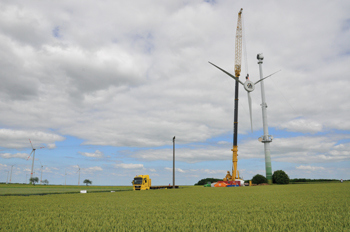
[0,183,349,231]
[0,184,132,196]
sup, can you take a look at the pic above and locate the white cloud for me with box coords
[165,167,185,173]
[296,165,325,171]
[0,129,64,149]
[279,119,323,134]
[149,168,156,172]
[114,163,144,169]
[79,150,104,158]
[0,153,28,159]
[0,163,8,170]
[82,166,103,174]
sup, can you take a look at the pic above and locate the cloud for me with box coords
[114,163,145,169]
[82,166,103,174]
[279,119,323,134]
[132,135,350,164]
[0,129,64,149]
[0,163,8,170]
[0,153,28,159]
[79,150,104,158]
[296,165,325,171]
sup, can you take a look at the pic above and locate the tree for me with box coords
[30,177,39,185]
[42,179,49,185]
[272,170,290,184]
[252,174,267,185]
[194,178,222,185]
[83,179,92,186]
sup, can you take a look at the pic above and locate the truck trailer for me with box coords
[132,175,179,190]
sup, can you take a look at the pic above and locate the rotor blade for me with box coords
[208,62,244,85]
[248,92,253,133]
[29,139,34,149]
[254,70,281,85]
[27,150,34,161]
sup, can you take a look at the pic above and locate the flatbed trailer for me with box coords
[150,185,179,190]
[133,175,179,190]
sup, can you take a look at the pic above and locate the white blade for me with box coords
[27,150,34,161]
[208,62,244,85]
[254,70,281,85]
[248,92,253,132]
[29,139,34,150]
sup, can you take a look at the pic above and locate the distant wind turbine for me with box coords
[9,165,14,183]
[39,161,46,185]
[77,165,81,185]
[27,139,45,183]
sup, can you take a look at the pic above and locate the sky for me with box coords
[0,0,350,186]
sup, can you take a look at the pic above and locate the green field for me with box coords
[1,183,349,231]
[0,184,132,196]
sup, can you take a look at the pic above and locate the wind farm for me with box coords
[0,1,349,231]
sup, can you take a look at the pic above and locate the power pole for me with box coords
[257,53,273,184]
[173,136,175,189]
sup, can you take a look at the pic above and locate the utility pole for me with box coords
[257,53,273,184]
[173,136,175,189]
[9,165,14,183]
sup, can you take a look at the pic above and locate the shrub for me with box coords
[252,174,267,185]
[194,178,222,185]
[272,170,290,184]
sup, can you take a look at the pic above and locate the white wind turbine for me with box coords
[208,61,280,132]
[6,170,9,184]
[9,165,14,183]
[39,161,46,184]
[77,165,81,185]
[27,139,45,183]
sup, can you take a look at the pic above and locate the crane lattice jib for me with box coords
[234,8,243,78]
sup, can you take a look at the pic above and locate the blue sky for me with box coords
[0,0,350,185]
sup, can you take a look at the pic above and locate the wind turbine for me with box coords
[209,54,280,184]
[6,170,9,184]
[77,165,81,185]
[39,161,45,185]
[9,165,14,183]
[208,61,280,132]
[27,139,45,183]
[65,169,67,186]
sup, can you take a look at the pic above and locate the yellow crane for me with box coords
[209,8,244,182]
[225,8,243,182]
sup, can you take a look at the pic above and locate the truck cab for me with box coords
[132,175,151,190]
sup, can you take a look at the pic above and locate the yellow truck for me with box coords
[132,175,179,190]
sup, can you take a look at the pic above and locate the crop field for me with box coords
[0,184,132,196]
[1,183,349,231]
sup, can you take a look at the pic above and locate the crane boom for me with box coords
[230,8,243,181]
[234,8,243,78]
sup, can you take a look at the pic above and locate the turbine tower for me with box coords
[9,165,14,183]
[257,53,273,184]
[6,170,9,184]
[39,161,45,184]
[77,165,81,185]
